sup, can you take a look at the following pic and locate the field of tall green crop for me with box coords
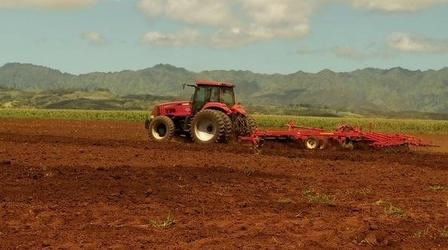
[255,115,448,134]
[1,108,447,134]
[0,109,147,122]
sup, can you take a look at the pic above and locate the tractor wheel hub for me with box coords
[195,120,216,142]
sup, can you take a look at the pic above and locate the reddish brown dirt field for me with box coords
[1,118,448,249]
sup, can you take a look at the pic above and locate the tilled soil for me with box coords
[0,118,447,249]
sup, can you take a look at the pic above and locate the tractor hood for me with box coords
[155,101,192,117]
[157,101,191,107]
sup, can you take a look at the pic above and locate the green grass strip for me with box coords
[1,108,447,134]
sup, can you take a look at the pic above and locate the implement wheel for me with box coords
[191,109,226,144]
[304,137,320,150]
[341,140,354,150]
[149,116,175,142]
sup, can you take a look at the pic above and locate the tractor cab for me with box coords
[191,81,236,113]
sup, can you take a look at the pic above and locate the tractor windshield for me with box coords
[221,87,235,106]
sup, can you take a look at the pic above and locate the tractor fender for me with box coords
[230,103,247,115]
[201,102,232,114]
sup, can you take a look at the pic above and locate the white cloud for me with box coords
[138,0,320,47]
[82,31,107,45]
[0,0,96,9]
[137,0,448,48]
[141,28,201,47]
[349,0,448,12]
[238,0,316,40]
[387,33,448,53]
[299,33,448,59]
[138,0,235,26]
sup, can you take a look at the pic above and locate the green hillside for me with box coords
[0,63,447,115]
[0,87,173,110]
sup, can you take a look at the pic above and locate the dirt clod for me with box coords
[1,160,11,166]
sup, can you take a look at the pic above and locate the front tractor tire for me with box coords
[149,116,175,142]
[191,110,227,144]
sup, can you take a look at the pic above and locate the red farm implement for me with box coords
[240,122,434,151]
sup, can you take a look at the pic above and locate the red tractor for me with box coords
[145,80,256,143]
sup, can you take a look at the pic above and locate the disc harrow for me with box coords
[240,122,435,151]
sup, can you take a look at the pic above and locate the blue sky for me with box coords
[1,0,447,74]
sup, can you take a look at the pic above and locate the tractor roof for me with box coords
[196,80,235,88]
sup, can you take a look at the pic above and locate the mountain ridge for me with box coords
[0,63,447,114]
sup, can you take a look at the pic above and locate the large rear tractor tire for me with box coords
[191,110,227,144]
[149,116,175,142]
[218,112,233,143]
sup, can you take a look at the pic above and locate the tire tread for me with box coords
[149,115,175,142]
[190,109,226,143]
